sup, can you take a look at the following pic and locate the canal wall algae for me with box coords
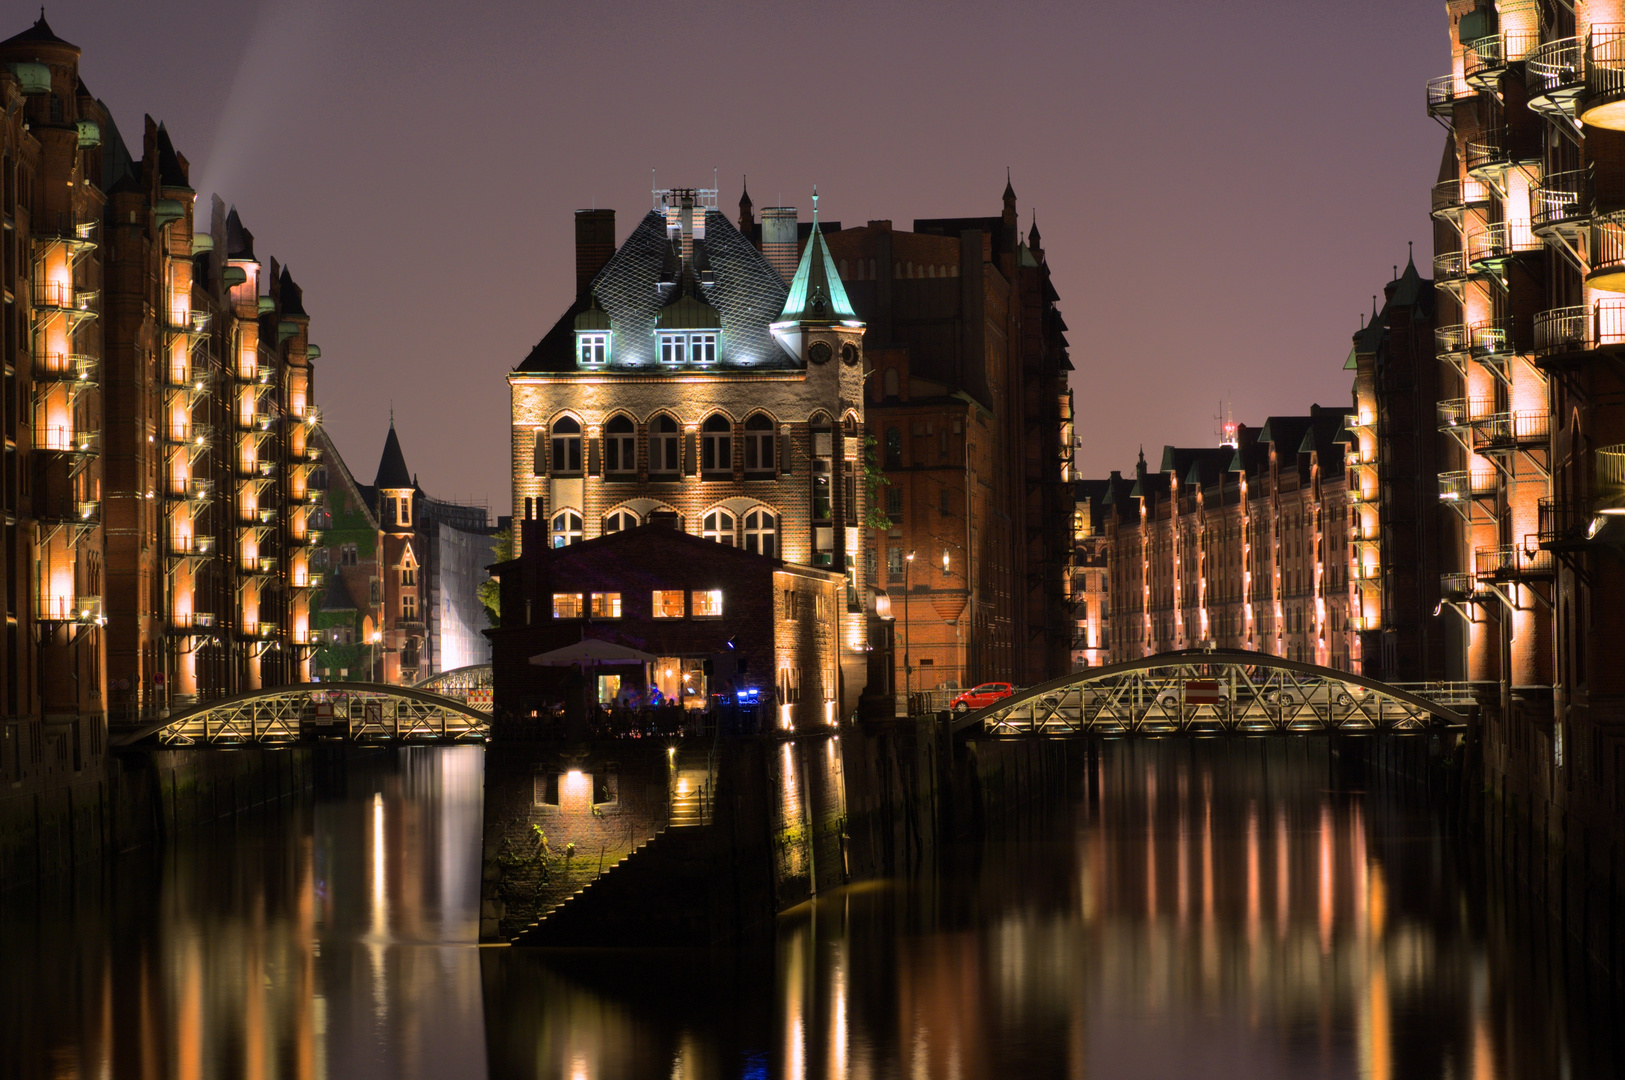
[0,746,313,888]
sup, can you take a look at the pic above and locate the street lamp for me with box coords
[369,630,382,683]
[903,550,915,713]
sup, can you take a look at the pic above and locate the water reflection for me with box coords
[2,741,1619,1079]
[489,739,1620,1079]
[0,746,487,1079]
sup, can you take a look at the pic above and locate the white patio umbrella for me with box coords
[529,639,656,668]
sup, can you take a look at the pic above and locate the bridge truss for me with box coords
[111,682,491,748]
[955,650,1474,738]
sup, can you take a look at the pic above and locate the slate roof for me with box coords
[1,14,75,50]
[515,210,791,373]
[374,424,412,489]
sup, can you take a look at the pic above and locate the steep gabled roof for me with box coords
[1,13,75,50]
[778,216,856,324]
[225,207,255,261]
[515,209,790,373]
[279,266,306,317]
[374,423,412,490]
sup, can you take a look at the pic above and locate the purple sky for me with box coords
[48,0,1447,509]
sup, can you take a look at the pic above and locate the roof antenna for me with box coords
[389,402,394,427]
[812,184,819,223]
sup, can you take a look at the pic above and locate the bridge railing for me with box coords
[957,651,1472,737]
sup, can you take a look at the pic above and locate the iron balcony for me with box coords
[1533,299,1625,367]
[1475,544,1555,580]
[1531,168,1593,233]
[1526,36,1584,120]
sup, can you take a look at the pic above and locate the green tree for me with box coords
[478,526,513,626]
[863,434,893,530]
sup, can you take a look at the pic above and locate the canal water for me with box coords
[1,741,1618,1079]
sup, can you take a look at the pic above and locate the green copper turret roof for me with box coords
[777,198,856,324]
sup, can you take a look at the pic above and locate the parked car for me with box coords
[949,682,1017,712]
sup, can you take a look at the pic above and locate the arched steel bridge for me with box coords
[111,679,491,748]
[952,650,1477,737]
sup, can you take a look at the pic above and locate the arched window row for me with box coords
[531,412,789,478]
[548,504,779,558]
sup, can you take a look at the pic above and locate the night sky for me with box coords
[42,0,1446,510]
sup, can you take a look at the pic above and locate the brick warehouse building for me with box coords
[1424,0,1625,933]
[507,186,871,716]
[822,182,1075,694]
[1093,406,1354,668]
[0,13,328,775]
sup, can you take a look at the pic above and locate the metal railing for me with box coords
[1527,36,1584,102]
[1435,323,1470,356]
[1531,301,1625,357]
[1436,398,1480,430]
[167,533,216,556]
[1439,572,1477,598]
[1532,168,1592,229]
[32,280,76,309]
[34,352,97,381]
[1586,25,1625,110]
[1433,249,1467,281]
[1470,321,1515,356]
[1467,223,1537,267]
[1591,215,1625,273]
[1537,498,1591,548]
[1427,74,1466,118]
[1465,137,1509,175]
[1599,443,1625,488]
[1439,470,1497,502]
[165,477,214,501]
[1464,30,1539,85]
[1475,544,1555,579]
[37,595,103,623]
[171,613,216,631]
[1471,411,1549,450]
[1431,179,1463,218]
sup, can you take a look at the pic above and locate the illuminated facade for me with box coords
[825,183,1076,695]
[1429,0,1625,906]
[507,186,869,714]
[1071,479,1113,669]
[1098,407,1354,669]
[0,14,327,743]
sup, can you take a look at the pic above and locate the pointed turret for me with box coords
[375,421,412,490]
[737,175,755,235]
[770,190,859,362]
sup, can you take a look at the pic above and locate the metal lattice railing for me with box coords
[958,651,1472,737]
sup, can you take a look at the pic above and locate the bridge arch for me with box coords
[111,682,491,748]
[952,649,1472,737]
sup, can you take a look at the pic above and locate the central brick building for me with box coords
[506,187,870,715]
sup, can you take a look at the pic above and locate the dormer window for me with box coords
[657,331,719,365]
[577,332,608,365]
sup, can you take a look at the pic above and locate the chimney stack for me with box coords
[761,207,799,284]
[574,209,616,298]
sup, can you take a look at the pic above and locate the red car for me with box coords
[949,682,1016,712]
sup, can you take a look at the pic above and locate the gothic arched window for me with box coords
[604,415,636,475]
[744,509,777,557]
[701,415,732,476]
[703,509,736,546]
[649,415,680,475]
[550,510,582,548]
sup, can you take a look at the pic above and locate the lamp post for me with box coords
[369,630,382,682]
[903,550,915,714]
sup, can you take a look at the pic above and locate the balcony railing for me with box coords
[1467,223,1538,269]
[34,352,97,382]
[1537,498,1593,549]
[1436,398,1478,430]
[37,595,103,624]
[1439,470,1497,502]
[1464,30,1539,87]
[168,533,216,556]
[1589,215,1625,282]
[1470,321,1515,357]
[1465,137,1509,176]
[1435,323,1470,358]
[1599,442,1625,488]
[35,427,98,455]
[1433,249,1467,281]
[170,612,216,632]
[1440,573,1478,599]
[1532,168,1592,231]
[32,280,76,309]
[1585,26,1625,129]
[1475,544,1555,579]
[1427,74,1467,119]
[1533,300,1625,361]
[242,622,279,640]
[242,555,277,574]
[1471,410,1550,451]
[166,477,214,501]
[1527,36,1584,109]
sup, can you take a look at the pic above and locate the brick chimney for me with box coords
[574,209,616,298]
[760,206,799,284]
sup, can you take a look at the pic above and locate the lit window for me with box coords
[603,509,639,533]
[577,332,608,365]
[658,333,686,364]
[692,589,723,617]
[551,510,582,548]
[744,414,775,474]
[701,415,732,474]
[402,594,417,620]
[691,332,717,365]
[552,593,584,619]
[649,415,680,474]
[591,592,621,618]
[744,509,776,556]
[703,509,735,545]
[401,565,416,586]
[652,590,685,618]
[550,417,582,474]
[605,415,636,474]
